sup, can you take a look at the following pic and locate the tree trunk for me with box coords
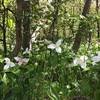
[96,0,100,38]
[72,0,92,53]
[12,0,23,56]
[2,0,7,56]
[22,0,31,50]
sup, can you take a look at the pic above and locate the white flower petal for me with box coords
[56,39,63,47]
[4,64,10,70]
[23,58,29,64]
[18,61,23,65]
[73,56,87,69]
[80,15,85,19]
[10,62,15,67]
[47,43,56,49]
[14,57,21,62]
[92,56,100,63]
[80,56,88,61]
[80,62,86,69]
[55,47,62,53]
[73,58,79,65]
[23,48,30,54]
[14,56,29,65]
[4,57,15,70]
[48,0,52,3]
[4,58,10,63]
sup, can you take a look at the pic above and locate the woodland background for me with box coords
[0,0,100,100]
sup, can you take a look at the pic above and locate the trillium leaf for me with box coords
[2,73,8,85]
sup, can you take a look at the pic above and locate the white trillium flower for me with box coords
[92,56,100,63]
[23,48,30,54]
[48,0,52,3]
[80,15,85,19]
[14,57,29,65]
[73,56,88,69]
[4,58,15,70]
[91,51,100,65]
[47,39,63,53]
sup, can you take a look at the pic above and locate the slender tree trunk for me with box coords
[22,0,31,50]
[2,0,7,56]
[12,0,23,56]
[96,0,100,38]
[72,0,92,53]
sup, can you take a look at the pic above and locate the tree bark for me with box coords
[2,0,7,56]
[22,0,31,50]
[96,0,100,38]
[12,0,23,56]
[72,0,92,53]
